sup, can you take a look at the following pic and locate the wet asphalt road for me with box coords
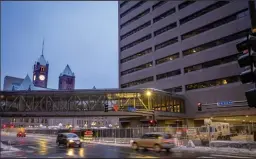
[0,133,255,158]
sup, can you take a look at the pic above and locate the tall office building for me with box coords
[118,0,256,119]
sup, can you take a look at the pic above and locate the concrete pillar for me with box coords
[185,119,195,127]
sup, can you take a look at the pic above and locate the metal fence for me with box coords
[22,124,255,141]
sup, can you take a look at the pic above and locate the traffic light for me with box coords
[104,104,109,112]
[197,102,202,111]
[237,31,256,108]
[149,120,157,126]
[249,1,256,33]
[245,88,256,107]
[237,33,256,84]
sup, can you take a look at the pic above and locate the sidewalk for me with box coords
[0,142,21,154]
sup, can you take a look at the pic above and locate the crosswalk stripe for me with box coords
[211,154,252,158]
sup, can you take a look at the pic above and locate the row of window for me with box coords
[119,5,248,63]
[152,1,168,10]
[119,0,231,43]
[121,61,153,76]
[155,37,178,50]
[120,28,248,66]
[120,1,129,8]
[185,76,240,91]
[120,1,228,30]
[184,53,242,73]
[122,50,242,79]
[120,48,152,64]
[155,52,179,65]
[154,22,177,37]
[181,8,249,40]
[153,7,176,23]
[120,76,154,88]
[180,1,230,25]
[120,8,150,29]
[120,1,147,18]
[178,0,196,10]
[120,1,167,20]
[182,28,250,56]
[121,75,240,90]
[120,34,152,52]
[121,32,180,53]
[164,86,183,93]
[120,19,176,41]
[156,69,181,80]
[120,21,151,40]
[121,52,180,76]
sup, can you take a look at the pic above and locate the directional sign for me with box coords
[127,106,136,112]
[217,101,233,106]
[113,105,119,111]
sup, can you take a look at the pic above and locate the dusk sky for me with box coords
[1,1,118,89]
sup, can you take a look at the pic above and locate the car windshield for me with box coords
[67,134,78,138]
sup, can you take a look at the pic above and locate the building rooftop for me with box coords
[3,75,55,91]
[60,64,75,77]
[37,55,48,65]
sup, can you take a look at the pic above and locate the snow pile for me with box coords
[187,140,195,148]
[173,145,256,156]
[210,140,256,149]
[1,142,20,152]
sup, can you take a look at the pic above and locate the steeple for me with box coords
[60,64,75,77]
[59,64,75,90]
[36,39,48,66]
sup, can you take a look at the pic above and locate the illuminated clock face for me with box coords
[39,75,45,81]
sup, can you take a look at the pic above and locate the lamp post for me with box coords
[146,90,152,110]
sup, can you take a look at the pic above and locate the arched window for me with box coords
[40,67,45,72]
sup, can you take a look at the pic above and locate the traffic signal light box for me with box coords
[237,32,256,108]
[197,103,202,111]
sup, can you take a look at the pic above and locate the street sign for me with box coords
[217,101,233,106]
[113,105,119,111]
[127,106,136,112]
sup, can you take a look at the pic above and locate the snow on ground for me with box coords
[89,141,256,156]
[0,142,20,153]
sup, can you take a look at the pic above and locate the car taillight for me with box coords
[163,139,173,143]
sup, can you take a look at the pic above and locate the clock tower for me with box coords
[33,40,49,88]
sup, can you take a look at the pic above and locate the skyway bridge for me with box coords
[0,88,185,118]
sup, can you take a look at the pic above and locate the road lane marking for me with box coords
[211,154,252,158]
[28,146,38,150]
[197,157,215,158]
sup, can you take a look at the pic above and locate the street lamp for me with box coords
[145,90,152,109]
[146,90,152,96]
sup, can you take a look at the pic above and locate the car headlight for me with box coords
[69,140,74,142]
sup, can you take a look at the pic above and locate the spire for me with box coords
[41,39,45,56]
[60,64,75,77]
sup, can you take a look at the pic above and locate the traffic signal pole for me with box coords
[248,1,256,87]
